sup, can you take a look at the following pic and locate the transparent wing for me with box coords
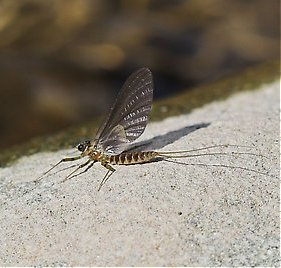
[94,68,153,155]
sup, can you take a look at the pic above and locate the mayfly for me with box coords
[37,68,267,190]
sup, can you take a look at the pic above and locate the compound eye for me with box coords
[77,144,85,152]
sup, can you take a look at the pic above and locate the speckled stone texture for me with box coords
[0,81,279,266]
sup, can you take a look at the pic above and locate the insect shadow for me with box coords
[127,122,211,152]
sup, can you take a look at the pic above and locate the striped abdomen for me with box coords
[105,151,159,165]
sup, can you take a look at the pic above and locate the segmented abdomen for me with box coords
[106,151,159,165]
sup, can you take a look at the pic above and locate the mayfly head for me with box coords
[77,140,92,153]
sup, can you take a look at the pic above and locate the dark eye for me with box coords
[77,144,85,152]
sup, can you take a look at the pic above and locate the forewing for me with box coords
[94,68,153,155]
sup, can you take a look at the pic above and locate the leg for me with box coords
[36,155,82,182]
[98,162,116,191]
[63,160,97,180]
[61,159,91,183]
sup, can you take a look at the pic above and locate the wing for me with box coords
[94,68,153,155]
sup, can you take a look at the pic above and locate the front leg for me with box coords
[36,155,82,182]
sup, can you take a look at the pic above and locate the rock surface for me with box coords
[0,80,279,266]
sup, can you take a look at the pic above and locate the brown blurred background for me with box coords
[0,0,279,152]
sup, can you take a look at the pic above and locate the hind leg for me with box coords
[98,162,116,191]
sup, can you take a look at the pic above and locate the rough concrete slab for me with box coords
[0,80,279,266]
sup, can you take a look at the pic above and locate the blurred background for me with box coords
[0,0,279,152]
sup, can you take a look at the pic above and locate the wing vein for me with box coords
[94,68,153,155]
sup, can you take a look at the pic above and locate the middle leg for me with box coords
[61,159,92,183]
